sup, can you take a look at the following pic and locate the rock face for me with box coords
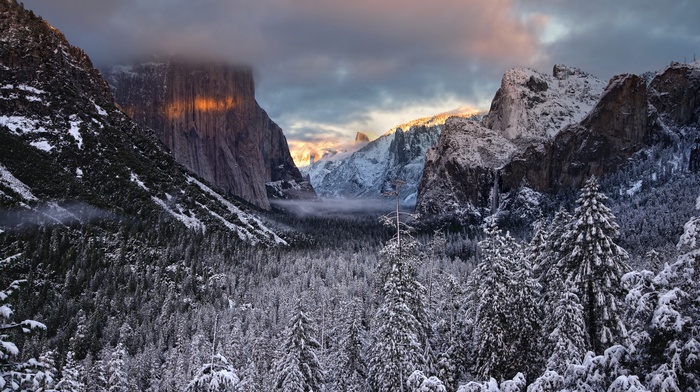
[105,61,315,210]
[0,0,285,244]
[415,63,699,223]
[303,125,442,203]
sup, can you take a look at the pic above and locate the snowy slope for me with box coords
[0,2,285,245]
[482,64,605,144]
[301,124,441,203]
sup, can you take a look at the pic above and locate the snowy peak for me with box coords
[482,64,605,143]
[302,124,442,202]
[415,62,689,224]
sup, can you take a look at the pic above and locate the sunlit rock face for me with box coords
[105,61,314,209]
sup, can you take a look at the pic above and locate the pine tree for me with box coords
[106,344,131,392]
[0,253,47,391]
[465,220,541,381]
[334,303,368,392]
[56,351,86,392]
[370,225,428,392]
[273,300,324,392]
[557,177,630,354]
[370,261,425,392]
[545,287,588,374]
[185,354,242,392]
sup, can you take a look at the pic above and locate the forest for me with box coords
[1,136,700,392]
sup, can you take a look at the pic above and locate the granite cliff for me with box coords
[0,0,285,243]
[105,62,315,210]
[416,63,700,224]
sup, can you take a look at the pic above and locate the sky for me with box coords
[22,0,700,158]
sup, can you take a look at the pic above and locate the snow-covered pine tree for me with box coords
[545,287,588,374]
[273,299,324,392]
[106,343,132,392]
[333,302,368,392]
[370,217,428,392]
[557,177,630,354]
[369,260,426,392]
[466,220,541,381]
[0,253,47,391]
[56,351,85,392]
[185,354,242,392]
[632,212,700,391]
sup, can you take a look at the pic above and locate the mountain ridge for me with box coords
[0,0,285,244]
[416,62,700,224]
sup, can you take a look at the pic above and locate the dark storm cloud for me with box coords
[20,0,700,143]
[520,0,700,77]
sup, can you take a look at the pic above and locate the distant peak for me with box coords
[552,64,591,80]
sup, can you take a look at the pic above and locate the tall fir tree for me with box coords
[370,220,428,392]
[273,300,324,392]
[545,287,588,374]
[465,220,542,381]
[334,302,368,392]
[557,177,630,354]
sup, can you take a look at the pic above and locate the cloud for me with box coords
[21,0,700,146]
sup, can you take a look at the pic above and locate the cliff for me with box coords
[416,63,699,224]
[105,61,315,210]
[0,0,285,243]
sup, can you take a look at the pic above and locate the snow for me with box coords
[0,254,21,268]
[482,65,606,143]
[151,196,205,231]
[130,172,149,191]
[30,139,53,152]
[21,319,47,331]
[94,103,107,116]
[0,115,48,135]
[0,164,38,201]
[187,176,287,245]
[626,180,643,196]
[1,341,19,356]
[1,84,45,95]
[68,115,83,149]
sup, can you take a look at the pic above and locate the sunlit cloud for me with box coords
[22,0,700,154]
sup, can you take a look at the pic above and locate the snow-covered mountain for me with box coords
[0,0,284,244]
[416,62,700,225]
[301,124,442,204]
[481,64,605,144]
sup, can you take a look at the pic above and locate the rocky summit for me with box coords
[416,63,700,224]
[104,61,316,210]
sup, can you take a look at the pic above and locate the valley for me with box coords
[2,0,700,391]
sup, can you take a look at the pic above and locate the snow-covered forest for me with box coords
[2,138,700,391]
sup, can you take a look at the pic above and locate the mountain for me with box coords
[103,61,316,210]
[355,131,370,143]
[0,0,284,244]
[416,63,700,224]
[302,124,442,203]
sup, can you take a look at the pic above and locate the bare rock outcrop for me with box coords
[105,61,315,209]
